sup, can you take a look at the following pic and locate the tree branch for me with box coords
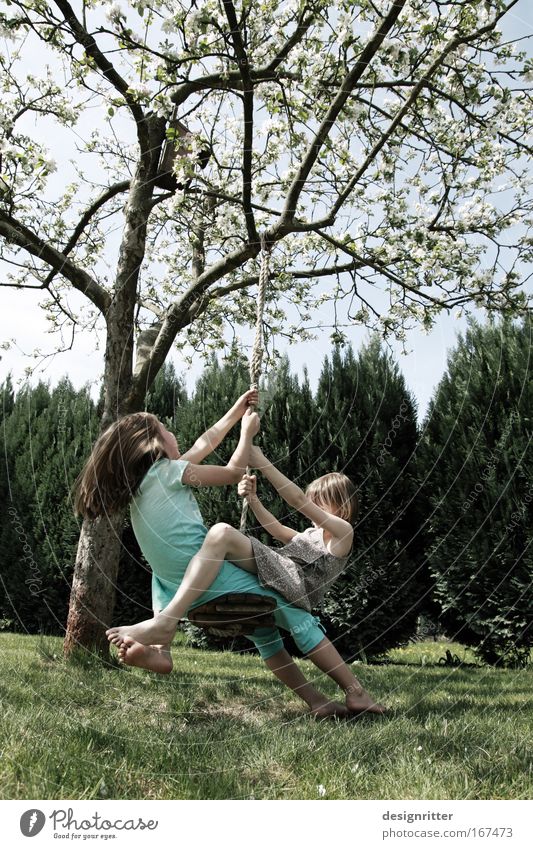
[315,229,454,310]
[424,81,533,156]
[273,0,408,232]
[222,0,258,243]
[52,0,148,148]
[0,210,110,314]
[292,0,521,231]
[208,259,365,299]
[172,68,276,106]
[170,16,313,108]
[128,239,258,405]
[167,4,318,107]
[192,180,282,218]
[130,248,370,405]
[191,215,207,281]
[264,5,317,73]
[43,180,130,289]
[349,92,476,165]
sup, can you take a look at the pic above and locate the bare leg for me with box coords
[106,523,257,647]
[264,648,350,718]
[306,637,387,715]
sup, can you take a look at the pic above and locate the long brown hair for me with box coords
[305,472,359,524]
[74,413,169,519]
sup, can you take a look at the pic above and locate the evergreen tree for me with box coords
[314,340,425,659]
[0,375,157,632]
[256,356,317,537]
[1,373,15,420]
[419,318,533,666]
[177,350,251,530]
[0,379,97,632]
[145,361,187,424]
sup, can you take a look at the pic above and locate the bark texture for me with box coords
[64,512,126,657]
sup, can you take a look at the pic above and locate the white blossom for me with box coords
[105,3,125,23]
[40,157,57,174]
[161,17,177,34]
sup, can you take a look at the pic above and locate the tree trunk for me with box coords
[64,312,138,660]
[64,307,137,660]
[63,114,166,659]
[64,512,125,658]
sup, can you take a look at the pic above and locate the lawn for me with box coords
[0,633,531,800]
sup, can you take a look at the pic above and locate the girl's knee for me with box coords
[206,522,234,546]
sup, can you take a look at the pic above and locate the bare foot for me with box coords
[345,683,387,716]
[309,698,351,719]
[117,636,173,675]
[106,615,177,647]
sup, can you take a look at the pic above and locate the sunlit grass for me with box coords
[0,633,531,799]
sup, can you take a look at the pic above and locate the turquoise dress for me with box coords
[130,458,326,659]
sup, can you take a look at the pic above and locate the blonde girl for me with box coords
[109,448,358,643]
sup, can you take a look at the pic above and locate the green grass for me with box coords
[0,633,531,799]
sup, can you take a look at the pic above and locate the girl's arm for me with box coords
[181,409,259,487]
[249,446,353,558]
[237,474,297,544]
[180,388,258,464]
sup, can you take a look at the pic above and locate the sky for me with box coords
[0,1,531,422]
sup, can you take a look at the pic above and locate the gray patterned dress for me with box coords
[249,526,349,613]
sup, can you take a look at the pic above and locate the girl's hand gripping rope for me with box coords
[241,408,260,438]
[238,474,258,502]
[231,388,259,421]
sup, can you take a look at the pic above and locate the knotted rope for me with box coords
[240,232,270,531]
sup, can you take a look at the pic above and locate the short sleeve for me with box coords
[153,458,190,490]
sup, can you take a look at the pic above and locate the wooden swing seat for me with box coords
[188,593,277,637]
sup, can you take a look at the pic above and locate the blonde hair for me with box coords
[74,413,169,519]
[305,472,359,524]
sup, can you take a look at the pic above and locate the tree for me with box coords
[0,373,14,420]
[313,341,425,657]
[178,349,251,529]
[255,355,317,530]
[0,0,531,655]
[0,378,97,632]
[419,318,533,665]
[0,368,188,634]
[145,361,188,424]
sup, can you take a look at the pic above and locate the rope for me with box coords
[240,232,270,532]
